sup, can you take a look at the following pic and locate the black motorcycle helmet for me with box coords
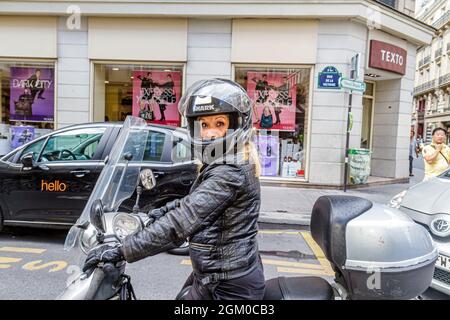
[178,78,253,163]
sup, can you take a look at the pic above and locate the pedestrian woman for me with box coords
[83,78,265,300]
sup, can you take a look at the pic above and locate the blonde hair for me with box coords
[196,142,261,177]
[244,141,261,178]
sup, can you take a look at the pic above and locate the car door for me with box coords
[3,126,110,225]
[132,128,198,211]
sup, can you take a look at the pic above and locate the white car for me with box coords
[390,169,450,295]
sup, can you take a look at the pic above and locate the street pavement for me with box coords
[0,225,333,300]
[0,155,447,300]
[260,156,426,225]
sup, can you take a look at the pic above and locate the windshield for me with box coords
[440,168,450,179]
[64,116,148,251]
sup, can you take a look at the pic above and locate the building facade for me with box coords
[0,0,434,186]
[413,0,449,143]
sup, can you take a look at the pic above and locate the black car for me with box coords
[0,122,197,231]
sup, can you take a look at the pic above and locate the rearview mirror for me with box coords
[20,152,35,169]
[140,169,156,190]
[90,199,106,234]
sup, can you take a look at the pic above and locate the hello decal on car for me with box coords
[41,180,68,192]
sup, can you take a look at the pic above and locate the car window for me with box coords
[83,140,100,159]
[171,136,191,162]
[39,127,106,162]
[19,139,46,163]
[143,131,165,162]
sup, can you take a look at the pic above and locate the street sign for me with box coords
[339,77,366,92]
[318,66,341,89]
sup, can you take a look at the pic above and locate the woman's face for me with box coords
[198,114,230,140]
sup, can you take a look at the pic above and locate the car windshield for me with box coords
[439,169,450,179]
[64,116,148,252]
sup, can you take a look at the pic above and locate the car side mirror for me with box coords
[90,199,106,234]
[21,152,35,169]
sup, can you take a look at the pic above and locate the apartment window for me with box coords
[377,0,396,8]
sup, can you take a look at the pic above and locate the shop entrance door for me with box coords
[361,81,375,150]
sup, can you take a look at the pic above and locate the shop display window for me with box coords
[0,61,55,155]
[93,63,184,127]
[235,66,311,178]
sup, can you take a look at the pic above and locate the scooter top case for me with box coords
[311,195,438,300]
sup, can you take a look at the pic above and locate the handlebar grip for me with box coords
[102,262,116,275]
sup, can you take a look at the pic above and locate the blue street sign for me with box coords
[318,66,342,89]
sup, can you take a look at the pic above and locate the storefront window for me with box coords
[235,66,311,179]
[93,63,184,127]
[0,61,55,155]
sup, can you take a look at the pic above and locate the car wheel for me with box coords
[167,241,189,256]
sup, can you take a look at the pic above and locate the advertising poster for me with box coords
[10,126,35,149]
[9,67,54,122]
[132,71,181,127]
[247,72,296,132]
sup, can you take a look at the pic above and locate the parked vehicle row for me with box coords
[390,169,450,296]
[0,122,197,231]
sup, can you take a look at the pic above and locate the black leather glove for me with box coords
[147,199,180,224]
[82,243,124,272]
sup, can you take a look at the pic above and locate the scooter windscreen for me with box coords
[64,116,149,254]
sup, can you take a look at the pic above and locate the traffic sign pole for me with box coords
[343,90,352,192]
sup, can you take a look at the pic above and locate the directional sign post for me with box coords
[342,54,365,192]
[339,78,366,92]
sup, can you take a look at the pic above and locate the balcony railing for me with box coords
[415,74,450,96]
[413,79,436,95]
[432,10,450,29]
[435,47,442,59]
[418,58,423,68]
[438,73,450,87]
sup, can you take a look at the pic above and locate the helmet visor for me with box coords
[178,79,252,116]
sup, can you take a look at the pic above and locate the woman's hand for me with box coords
[82,243,124,272]
[147,199,181,224]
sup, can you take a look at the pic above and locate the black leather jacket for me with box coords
[122,159,261,281]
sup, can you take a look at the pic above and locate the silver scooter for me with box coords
[58,116,438,300]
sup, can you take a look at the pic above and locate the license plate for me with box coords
[436,254,450,272]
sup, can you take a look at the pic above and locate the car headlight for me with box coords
[389,190,407,208]
[430,215,450,238]
[112,213,142,239]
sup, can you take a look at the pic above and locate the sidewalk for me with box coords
[259,161,425,226]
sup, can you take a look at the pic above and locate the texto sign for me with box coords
[369,40,407,75]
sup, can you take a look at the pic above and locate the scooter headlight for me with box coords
[389,190,407,208]
[112,213,142,239]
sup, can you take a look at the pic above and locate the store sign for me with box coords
[369,40,407,75]
[247,72,296,132]
[318,66,341,89]
[132,71,181,127]
[9,67,54,122]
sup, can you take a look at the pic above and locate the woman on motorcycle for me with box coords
[83,79,265,300]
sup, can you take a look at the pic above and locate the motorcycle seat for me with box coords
[263,276,334,300]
